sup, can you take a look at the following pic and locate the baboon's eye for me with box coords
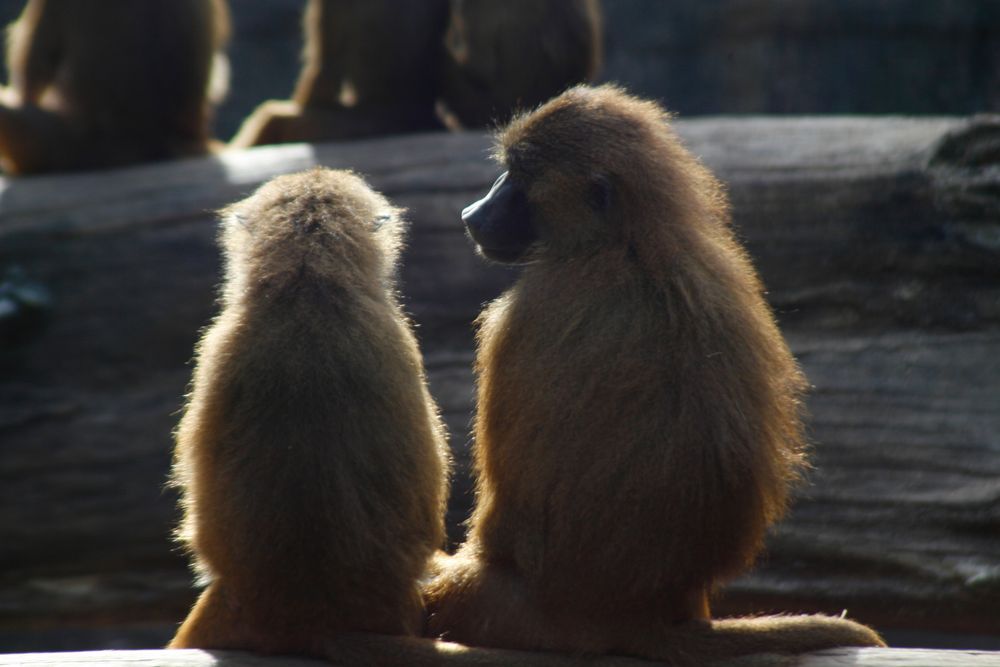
[374,213,392,229]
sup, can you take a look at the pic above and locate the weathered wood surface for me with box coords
[0,646,655,667]
[1,118,999,649]
[4,647,1000,667]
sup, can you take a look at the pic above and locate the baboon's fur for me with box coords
[425,86,884,663]
[0,0,229,174]
[231,0,449,147]
[231,0,603,147]
[169,169,450,656]
[439,0,602,129]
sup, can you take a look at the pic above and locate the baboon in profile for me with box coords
[424,86,884,663]
[231,0,449,148]
[169,169,450,656]
[0,0,229,175]
[439,0,603,129]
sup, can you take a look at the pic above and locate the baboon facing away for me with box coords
[169,169,450,656]
[0,0,229,175]
[231,0,449,147]
[424,86,884,664]
[231,0,603,146]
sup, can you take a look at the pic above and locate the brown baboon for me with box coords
[232,1,602,147]
[169,169,450,656]
[231,0,449,148]
[0,0,229,175]
[424,86,884,663]
[438,0,603,129]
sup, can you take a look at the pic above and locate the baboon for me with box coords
[439,0,603,129]
[0,0,229,175]
[424,86,884,663]
[169,169,450,656]
[231,0,449,148]
[231,1,603,147]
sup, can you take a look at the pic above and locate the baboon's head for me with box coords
[220,168,404,300]
[463,85,726,266]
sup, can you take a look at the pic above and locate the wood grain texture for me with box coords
[1,118,998,647]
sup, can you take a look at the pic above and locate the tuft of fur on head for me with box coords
[218,168,405,307]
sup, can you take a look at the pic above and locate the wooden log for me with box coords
[2,117,998,331]
[1,118,998,646]
[0,644,656,667]
[3,647,1000,667]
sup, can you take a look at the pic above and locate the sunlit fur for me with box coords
[439,0,602,129]
[169,169,450,657]
[425,86,884,663]
[0,0,228,174]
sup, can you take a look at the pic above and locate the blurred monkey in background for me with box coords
[0,0,230,175]
[439,0,603,129]
[231,0,450,147]
[232,0,603,147]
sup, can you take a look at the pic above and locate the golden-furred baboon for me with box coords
[439,0,603,129]
[424,86,884,663]
[0,0,229,175]
[168,169,450,657]
[231,0,449,148]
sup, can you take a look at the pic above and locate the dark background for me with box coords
[0,0,997,141]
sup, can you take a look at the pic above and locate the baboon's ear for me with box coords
[587,174,613,214]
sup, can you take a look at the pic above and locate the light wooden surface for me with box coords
[1,118,998,647]
[3,647,1000,667]
[0,645,653,667]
